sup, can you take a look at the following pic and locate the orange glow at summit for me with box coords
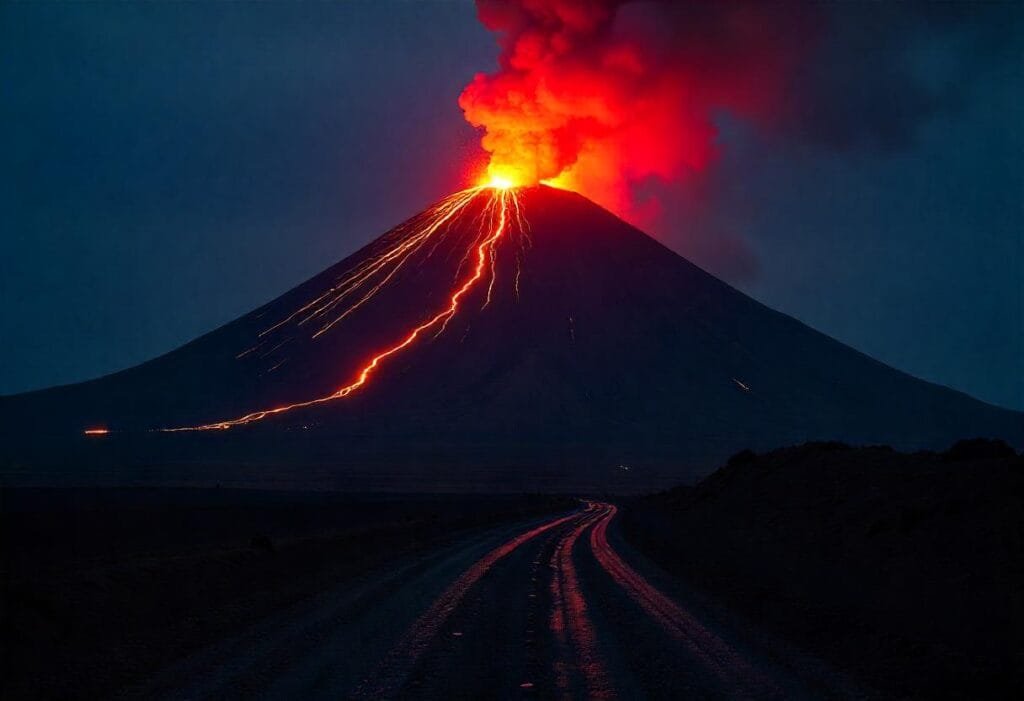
[478,172,519,190]
[477,167,571,194]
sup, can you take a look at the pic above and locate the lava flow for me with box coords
[160,183,526,432]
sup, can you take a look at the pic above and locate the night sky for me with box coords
[2,2,1021,410]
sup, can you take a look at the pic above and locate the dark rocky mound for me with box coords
[623,439,1024,698]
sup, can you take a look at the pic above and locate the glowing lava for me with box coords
[163,185,526,432]
[483,174,517,190]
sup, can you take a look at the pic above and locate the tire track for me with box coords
[549,503,615,699]
[393,508,580,698]
[352,509,582,699]
[140,519,550,700]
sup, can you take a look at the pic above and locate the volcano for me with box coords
[2,186,1021,491]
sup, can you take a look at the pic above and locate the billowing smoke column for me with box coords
[460,0,812,220]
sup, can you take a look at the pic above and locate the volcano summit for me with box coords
[2,186,1021,491]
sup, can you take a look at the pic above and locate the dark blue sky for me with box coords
[2,2,1021,410]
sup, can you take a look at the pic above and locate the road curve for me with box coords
[142,502,857,699]
[549,505,615,699]
[589,503,780,698]
[352,512,580,699]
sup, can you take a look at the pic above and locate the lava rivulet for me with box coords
[253,187,485,343]
[160,185,525,432]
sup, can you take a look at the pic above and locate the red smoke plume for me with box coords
[461,0,812,222]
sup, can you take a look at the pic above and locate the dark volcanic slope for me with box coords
[1,186,1020,489]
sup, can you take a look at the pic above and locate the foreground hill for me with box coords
[623,439,1024,697]
[1,186,1020,490]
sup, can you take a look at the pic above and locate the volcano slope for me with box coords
[1,185,1021,490]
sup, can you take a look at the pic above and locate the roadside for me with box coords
[620,440,1024,699]
[0,488,573,699]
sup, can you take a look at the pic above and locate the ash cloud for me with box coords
[781,2,1023,153]
[463,1,1023,284]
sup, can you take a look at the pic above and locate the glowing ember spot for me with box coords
[481,173,517,190]
[84,428,109,436]
[162,185,524,432]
